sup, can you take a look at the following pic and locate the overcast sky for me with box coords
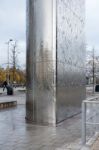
[86,0,99,54]
[0,0,26,68]
[0,0,99,67]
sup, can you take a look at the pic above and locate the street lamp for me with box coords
[92,48,95,94]
[6,39,13,84]
[11,40,17,83]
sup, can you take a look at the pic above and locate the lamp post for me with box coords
[92,48,95,94]
[6,39,13,84]
[12,41,17,83]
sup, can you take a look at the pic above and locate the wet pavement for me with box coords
[0,87,26,105]
[0,105,83,150]
[0,87,98,150]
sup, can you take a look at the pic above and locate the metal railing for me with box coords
[82,96,99,145]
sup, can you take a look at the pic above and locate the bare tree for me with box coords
[86,48,99,93]
[10,41,19,83]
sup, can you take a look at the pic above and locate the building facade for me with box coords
[26,0,86,125]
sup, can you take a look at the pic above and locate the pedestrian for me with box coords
[2,80,8,91]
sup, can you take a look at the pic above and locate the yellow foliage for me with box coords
[0,67,26,84]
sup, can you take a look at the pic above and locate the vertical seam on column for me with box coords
[56,0,58,124]
[33,0,35,121]
[53,0,57,125]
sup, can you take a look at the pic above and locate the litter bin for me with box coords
[6,85,13,95]
[95,85,99,92]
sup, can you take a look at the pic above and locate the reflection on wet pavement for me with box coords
[0,105,82,150]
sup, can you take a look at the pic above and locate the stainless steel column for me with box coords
[26,0,86,125]
[26,0,56,125]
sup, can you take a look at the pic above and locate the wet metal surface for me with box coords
[56,0,86,123]
[26,0,56,125]
[26,0,86,125]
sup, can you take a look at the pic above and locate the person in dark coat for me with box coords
[2,81,8,91]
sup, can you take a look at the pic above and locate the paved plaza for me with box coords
[0,87,26,105]
[0,104,83,150]
[0,87,99,150]
[0,87,83,150]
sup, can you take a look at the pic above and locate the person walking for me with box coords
[2,81,8,91]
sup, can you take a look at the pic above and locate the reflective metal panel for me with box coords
[26,0,86,125]
[56,0,86,123]
[26,0,56,125]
